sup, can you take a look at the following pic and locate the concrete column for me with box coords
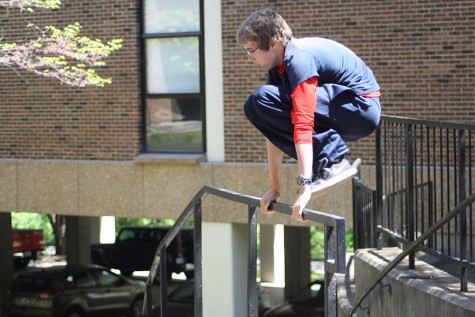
[89,217,101,245]
[260,224,285,284]
[100,216,116,243]
[65,216,92,265]
[202,222,248,317]
[284,226,311,299]
[0,212,13,317]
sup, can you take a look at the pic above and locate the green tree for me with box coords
[0,0,122,87]
[11,212,54,242]
[11,212,66,254]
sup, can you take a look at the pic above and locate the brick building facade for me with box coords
[0,0,474,221]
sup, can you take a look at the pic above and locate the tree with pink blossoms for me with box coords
[0,0,123,87]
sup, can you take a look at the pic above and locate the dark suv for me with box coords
[8,265,145,317]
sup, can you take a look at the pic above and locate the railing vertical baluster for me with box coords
[398,123,404,238]
[458,129,467,291]
[194,198,203,317]
[427,126,434,249]
[376,122,383,249]
[414,125,419,241]
[439,128,445,253]
[428,181,434,248]
[453,130,458,257]
[145,273,153,317]
[469,130,473,262]
[406,124,416,269]
[160,247,169,317]
[247,206,258,317]
[324,219,346,317]
[446,129,452,256]
[352,178,361,249]
[324,225,335,317]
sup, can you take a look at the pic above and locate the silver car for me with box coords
[8,264,145,317]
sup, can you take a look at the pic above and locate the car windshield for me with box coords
[13,276,52,292]
[290,282,324,306]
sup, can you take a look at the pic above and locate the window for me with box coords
[73,272,96,288]
[141,0,205,153]
[96,269,124,287]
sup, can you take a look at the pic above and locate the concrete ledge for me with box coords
[133,153,206,164]
[353,248,475,317]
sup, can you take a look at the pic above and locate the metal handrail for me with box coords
[381,114,475,130]
[347,192,475,316]
[143,185,348,317]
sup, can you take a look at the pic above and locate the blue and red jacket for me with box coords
[267,37,380,144]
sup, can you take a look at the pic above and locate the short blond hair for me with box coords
[236,9,292,51]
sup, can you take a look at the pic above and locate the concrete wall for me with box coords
[352,248,475,317]
[0,158,372,226]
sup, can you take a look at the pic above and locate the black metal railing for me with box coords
[353,115,475,291]
[378,115,474,290]
[143,185,348,317]
[347,115,475,316]
[352,177,376,250]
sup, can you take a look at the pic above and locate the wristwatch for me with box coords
[296,175,312,186]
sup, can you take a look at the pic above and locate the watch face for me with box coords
[297,176,311,186]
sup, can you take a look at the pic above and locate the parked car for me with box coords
[12,229,45,268]
[91,226,194,279]
[152,280,272,317]
[263,280,324,317]
[8,264,145,317]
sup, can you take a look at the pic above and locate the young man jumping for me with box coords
[237,8,381,221]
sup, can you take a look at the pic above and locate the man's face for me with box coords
[243,40,281,72]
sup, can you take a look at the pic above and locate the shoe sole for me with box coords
[310,158,361,199]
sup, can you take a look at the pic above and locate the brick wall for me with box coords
[0,0,141,160]
[223,0,475,163]
[1,0,473,164]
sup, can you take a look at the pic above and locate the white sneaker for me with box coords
[309,158,359,195]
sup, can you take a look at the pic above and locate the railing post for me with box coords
[375,122,383,249]
[458,129,468,291]
[145,275,153,317]
[352,178,362,249]
[325,219,346,317]
[194,198,203,317]
[247,206,258,317]
[159,247,169,317]
[406,124,416,269]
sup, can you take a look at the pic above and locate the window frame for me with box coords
[139,1,206,154]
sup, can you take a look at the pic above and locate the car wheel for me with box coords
[129,296,145,317]
[64,308,85,317]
